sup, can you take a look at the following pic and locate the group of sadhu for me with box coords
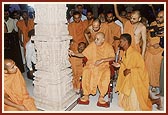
[68,4,164,111]
[4,4,164,111]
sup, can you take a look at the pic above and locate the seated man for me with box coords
[4,59,37,111]
[69,32,115,108]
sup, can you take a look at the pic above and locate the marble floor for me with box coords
[23,72,165,113]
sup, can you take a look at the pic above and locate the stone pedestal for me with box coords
[32,4,78,111]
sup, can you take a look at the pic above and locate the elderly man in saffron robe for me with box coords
[4,59,37,111]
[69,32,115,108]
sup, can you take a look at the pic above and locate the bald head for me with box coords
[4,59,14,69]
[93,19,101,25]
[94,32,105,46]
[92,19,101,32]
[131,10,141,18]
[130,10,142,24]
[4,59,17,74]
[95,32,105,39]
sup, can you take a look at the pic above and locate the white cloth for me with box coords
[13,19,18,32]
[115,20,124,34]
[25,39,36,71]
[4,18,17,33]
[20,34,26,64]
[69,14,87,23]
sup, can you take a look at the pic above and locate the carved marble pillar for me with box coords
[32,4,78,111]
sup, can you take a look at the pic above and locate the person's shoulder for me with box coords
[8,17,15,23]
[104,42,113,47]
[29,18,34,21]
[17,19,24,23]
[16,19,23,25]
[101,23,109,29]
[89,41,95,46]
[150,21,157,26]
[131,48,142,57]
[87,25,92,31]
[83,19,89,24]
[139,22,146,29]
[9,17,14,20]
[68,21,74,26]
[113,22,121,28]
[86,42,95,48]
[82,14,87,18]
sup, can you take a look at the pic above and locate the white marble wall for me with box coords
[32,4,77,111]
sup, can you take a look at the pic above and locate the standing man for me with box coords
[83,10,94,27]
[68,11,88,52]
[17,10,35,79]
[68,11,88,92]
[69,4,87,23]
[17,10,34,54]
[114,4,147,59]
[113,33,152,111]
[69,42,87,94]
[84,19,110,44]
[4,10,24,73]
[106,11,121,46]
[4,10,17,33]
[145,10,164,94]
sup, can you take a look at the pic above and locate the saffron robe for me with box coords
[83,19,94,28]
[68,21,88,90]
[120,17,128,26]
[68,21,88,52]
[82,42,115,96]
[16,19,34,50]
[4,68,37,111]
[69,57,83,90]
[145,21,163,87]
[90,23,110,43]
[116,46,152,111]
[123,20,140,53]
[107,22,121,45]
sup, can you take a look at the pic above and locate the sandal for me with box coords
[97,96,109,108]
[78,95,89,105]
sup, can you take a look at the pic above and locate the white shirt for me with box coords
[4,17,17,33]
[13,19,19,32]
[69,14,87,23]
[26,38,36,71]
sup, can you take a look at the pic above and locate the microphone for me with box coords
[115,47,120,63]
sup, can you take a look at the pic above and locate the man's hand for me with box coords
[123,69,131,76]
[112,62,120,68]
[146,42,151,47]
[68,50,75,57]
[94,59,104,66]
